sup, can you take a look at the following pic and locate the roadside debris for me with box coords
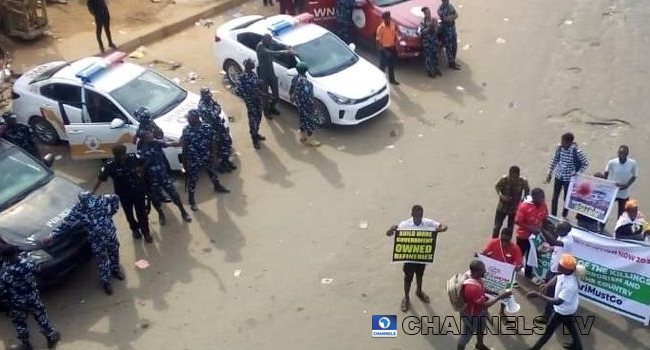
[359,221,368,229]
[336,145,346,151]
[462,44,471,51]
[234,269,242,277]
[129,46,146,59]
[321,278,334,285]
[195,19,214,28]
[150,59,182,70]
[135,259,150,269]
[496,37,507,44]
[456,85,465,91]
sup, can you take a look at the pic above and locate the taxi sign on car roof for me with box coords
[75,51,127,82]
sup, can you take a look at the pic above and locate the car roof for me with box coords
[246,15,330,46]
[51,57,146,93]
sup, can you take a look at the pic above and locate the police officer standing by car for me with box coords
[418,7,442,78]
[0,242,61,350]
[0,112,40,158]
[197,88,236,173]
[138,130,193,223]
[289,62,321,147]
[336,0,355,44]
[45,191,125,295]
[255,34,295,118]
[92,144,153,243]
[438,0,461,70]
[181,109,230,211]
[235,58,266,150]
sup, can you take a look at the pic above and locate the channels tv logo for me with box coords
[372,315,397,338]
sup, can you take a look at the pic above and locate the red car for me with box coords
[303,0,442,58]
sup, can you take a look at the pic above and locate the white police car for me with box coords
[213,13,390,126]
[11,51,230,171]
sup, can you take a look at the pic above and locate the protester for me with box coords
[93,144,152,243]
[515,188,548,278]
[87,0,116,52]
[47,191,124,295]
[493,165,530,238]
[336,0,354,44]
[256,34,294,118]
[479,227,522,320]
[289,62,321,147]
[181,109,230,211]
[376,12,399,85]
[197,88,236,173]
[0,112,39,158]
[418,7,441,78]
[278,0,295,14]
[457,260,512,350]
[605,145,638,217]
[527,254,583,350]
[614,200,650,241]
[386,205,448,312]
[438,0,460,70]
[235,59,266,150]
[0,243,60,350]
[545,132,589,218]
[539,221,573,319]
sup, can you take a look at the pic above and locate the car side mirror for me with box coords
[42,153,55,168]
[286,68,298,77]
[110,118,125,129]
[349,43,357,52]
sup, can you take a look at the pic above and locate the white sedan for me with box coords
[10,52,230,171]
[213,14,390,126]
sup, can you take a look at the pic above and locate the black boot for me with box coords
[214,182,230,193]
[132,229,142,240]
[111,269,125,280]
[434,69,442,77]
[180,207,192,222]
[252,136,261,150]
[189,193,198,211]
[227,160,237,170]
[270,105,281,115]
[448,61,461,70]
[102,281,113,295]
[256,134,266,141]
[158,211,167,226]
[142,231,153,243]
[47,332,61,349]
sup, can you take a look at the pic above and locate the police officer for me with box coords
[197,88,236,173]
[133,107,171,204]
[92,144,153,243]
[181,109,230,211]
[418,7,442,78]
[256,34,294,118]
[235,59,266,150]
[0,112,39,158]
[46,191,124,295]
[139,131,192,223]
[87,0,116,52]
[1,243,60,350]
[438,0,461,70]
[289,62,320,147]
[336,0,355,44]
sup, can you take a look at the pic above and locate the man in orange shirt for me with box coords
[515,188,548,279]
[376,12,400,85]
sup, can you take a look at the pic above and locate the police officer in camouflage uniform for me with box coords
[197,88,236,173]
[438,0,461,70]
[418,7,442,78]
[0,243,60,350]
[181,109,230,211]
[235,59,266,150]
[139,131,192,223]
[0,112,40,158]
[133,107,170,204]
[336,0,355,44]
[47,191,124,295]
[289,62,320,147]
[93,144,153,243]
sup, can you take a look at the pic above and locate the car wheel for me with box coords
[312,99,331,127]
[224,60,243,86]
[29,116,60,145]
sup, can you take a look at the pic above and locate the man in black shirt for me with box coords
[93,145,152,243]
[255,34,294,118]
[87,0,116,52]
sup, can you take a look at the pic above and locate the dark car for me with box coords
[0,139,91,286]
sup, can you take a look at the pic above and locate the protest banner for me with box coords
[477,254,516,296]
[528,226,650,325]
[565,174,619,223]
[528,233,552,280]
[392,228,437,264]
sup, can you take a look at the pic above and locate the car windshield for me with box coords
[0,145,51,210]
[109,70,187,120]
[294,32,359,77]
[374,0,411,6]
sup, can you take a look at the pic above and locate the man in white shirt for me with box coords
[527,254,583,350]
[539,221,573,319]
[386,205,448,312]
[605,145,638,217]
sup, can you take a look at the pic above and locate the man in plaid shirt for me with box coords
[545,133,589,217]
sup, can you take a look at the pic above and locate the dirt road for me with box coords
[1,0,649,349]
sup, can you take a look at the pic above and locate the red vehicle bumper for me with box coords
[396,36,423,58]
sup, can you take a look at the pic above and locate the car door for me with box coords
[64,89,137,160]
[305,0,337,27]
[38,83,84,138]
